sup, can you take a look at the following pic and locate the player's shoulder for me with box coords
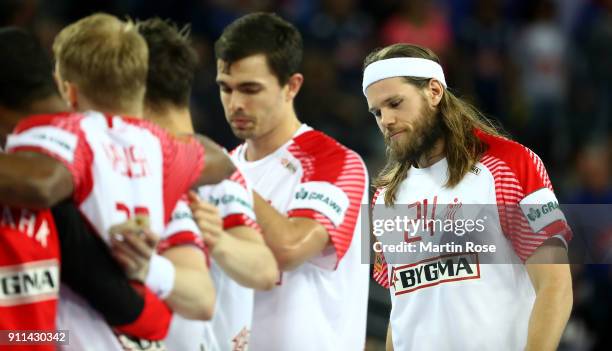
[121,116,199,149]
[290,129,366,181]
[13,111,83,133]
[477,129,551,192]
[117,114,164,134]
[291,129,364,166]
[478,130,531,162]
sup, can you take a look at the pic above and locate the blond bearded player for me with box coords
[365,44,573,351]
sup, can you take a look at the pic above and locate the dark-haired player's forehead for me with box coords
[215,54,280,88]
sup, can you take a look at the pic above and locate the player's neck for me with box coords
[414,138,446,168]
[81,98,143,118]
[29,95,68,116]
[145,104,194,135]
[245,109,301,161]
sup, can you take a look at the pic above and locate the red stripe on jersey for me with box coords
[157,231,205,254]
[287,130,367,267]
[229,169,248,187]
[373,251,390,289]
[476,130,553,194]
[114,282,173,340]
[371,188,390,288]
[223,213,259,231]
[372,188,383,209]
[11,113,95,205]
[478,130,571,261]
[157,231,210,267]
[121,118,205,225]
[12,112,72,133]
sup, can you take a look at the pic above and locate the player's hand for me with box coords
[109,222,159,282]
[188,191,226,250]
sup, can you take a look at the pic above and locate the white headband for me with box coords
[362,57,447,95]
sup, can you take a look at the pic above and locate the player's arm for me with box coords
[52,202,172,340]
[110,229,216,321]
[0,152,73,208]
[524,238,572,351]
[253,192,329,271]
[189,196,278,290]
[193,135,236,186]
[161,246,216,320]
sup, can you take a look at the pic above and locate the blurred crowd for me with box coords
[1,0,610,349]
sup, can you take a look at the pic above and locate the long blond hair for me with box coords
[364,44,505,206]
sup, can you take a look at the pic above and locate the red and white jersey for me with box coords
[372,130,572,351]
[0,206,60,351]
[166,170,258,351]
[6,111,206,349]
[232,125,369,351]
[55,200,203,351]
[6,111,205,242]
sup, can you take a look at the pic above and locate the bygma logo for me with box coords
[392,253,480,295]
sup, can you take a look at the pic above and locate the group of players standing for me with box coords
[0,9,573,351]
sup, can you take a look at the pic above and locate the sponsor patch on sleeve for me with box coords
[197,180,256,222]
[6,126,78,163]
[519,188,567,233]
[163,200,200,238]
[287,181,349,227]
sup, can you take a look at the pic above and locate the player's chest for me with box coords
[393,164,495,206]
[239,154,303,212]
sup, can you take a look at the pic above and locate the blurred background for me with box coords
[1,0,610,349]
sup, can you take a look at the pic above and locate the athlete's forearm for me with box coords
[525,264,572,351]
[0,152,72,208]
[253,192,328,270]
[212,228,278,290]
[193,135,236,186]
[162,246,216,320]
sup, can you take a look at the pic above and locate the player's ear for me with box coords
[426,79,444,108]
[64,82,79,111]
[285,73,303,102]
[53,67,75,110]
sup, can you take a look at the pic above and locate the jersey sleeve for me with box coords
[6,113,94,203]
[514,151,572,258]
[370,188,391,288]
[163,135,204,206]
[286,131,368,269]
[157,199,205,254]
[196,169,259,231]
[479,131,572,261]
[143,122,205,224]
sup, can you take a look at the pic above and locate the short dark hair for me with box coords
[137,18,198,108]
[214,12,302,85]
[0,27,58,110]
